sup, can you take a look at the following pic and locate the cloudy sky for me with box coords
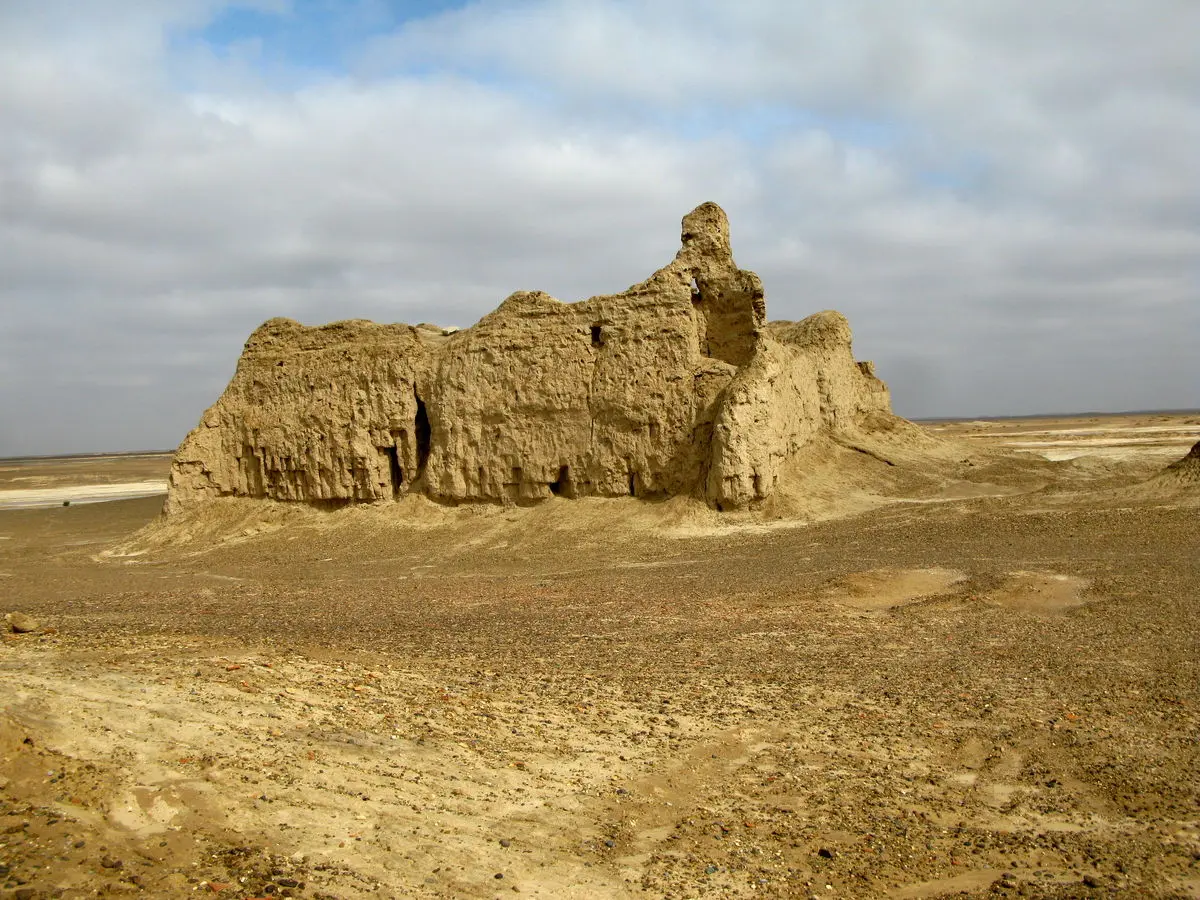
[1,0,1197,456]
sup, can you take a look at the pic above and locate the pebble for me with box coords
[499,838,512,848]
[100,855,122,869]
[4,612,39,634]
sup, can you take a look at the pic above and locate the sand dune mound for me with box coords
[165,202,963,520]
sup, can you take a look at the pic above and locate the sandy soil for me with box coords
[1,414,1198,899]
[923,413,1200,463]
[0,455,171,511]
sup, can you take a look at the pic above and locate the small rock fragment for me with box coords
[5,612,39,633]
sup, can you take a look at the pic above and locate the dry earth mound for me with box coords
[1090,439,1200,507]
[1133,439,1200,495]
[1163,440,1200,484]
[167,203,932,516]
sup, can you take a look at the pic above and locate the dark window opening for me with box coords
[628,471,637,497]
[384,445,403,498]
[591,324,604,347]
[414,392,431,475]
[549,465,570,496]
[511,466,522,482]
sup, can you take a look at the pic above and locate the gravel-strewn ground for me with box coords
[1,419,1198,899]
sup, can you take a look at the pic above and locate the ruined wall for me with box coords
[166,203,906,514]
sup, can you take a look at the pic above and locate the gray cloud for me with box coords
[1,1,1197,455]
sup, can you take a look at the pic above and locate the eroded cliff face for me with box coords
[166,203,904,514]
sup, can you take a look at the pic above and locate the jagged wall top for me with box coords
[165,203,899,514]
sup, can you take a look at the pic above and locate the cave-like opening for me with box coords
[414,393,431,476]
[384,445,403,498]
[549,465,570,496]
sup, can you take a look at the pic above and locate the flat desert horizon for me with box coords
[2,411,1199,899]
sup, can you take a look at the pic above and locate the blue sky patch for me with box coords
[184,0,475,74]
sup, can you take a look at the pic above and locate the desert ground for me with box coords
[2,412,1199,899]
[0,455,170,510]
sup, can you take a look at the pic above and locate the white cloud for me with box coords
[0,1,1196,454]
